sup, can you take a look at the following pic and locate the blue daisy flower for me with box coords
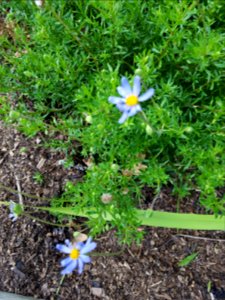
[9,200,23,221]
[9,201,18,222]
[56,237,97,275]
[109,76,154,124]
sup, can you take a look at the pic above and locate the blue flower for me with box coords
[56,237,97,275]
[109,76,154,124]
[9,201,19,221]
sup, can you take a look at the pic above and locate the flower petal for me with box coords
[77,258,84,274]
[60,256,73,267]
[121,77,132,94]
[117,86,130,98]
[80,237,97,254]
[127,105,142,117]
[116,102,127,112]
[9,201,15,212]
[133,76,141,96]
[61,260,77,275]
[118,112,129,124]
[56,244,71,254]
[139,88,154,102]
[9,213,17,222]
[80,254,91,263]
[108,96,124,104]
[65,239,72,247]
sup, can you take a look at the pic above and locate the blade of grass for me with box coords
[34,206,225,231]
[2,201,225,231]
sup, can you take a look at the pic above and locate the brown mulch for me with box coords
[1,121,225,300]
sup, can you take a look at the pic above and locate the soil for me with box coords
[1,121,225,300]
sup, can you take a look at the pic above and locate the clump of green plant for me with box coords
[33,171,44,185]
[1,0,225,243]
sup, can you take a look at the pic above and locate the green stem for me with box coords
[139,110,152,127]
[139,111,155,135]
[56,275,65,295]
[0,182,50,201]
[90,250,124,257]
[23,212,70,227]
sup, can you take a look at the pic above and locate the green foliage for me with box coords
[1,0,225,242]
[33,171,44,185]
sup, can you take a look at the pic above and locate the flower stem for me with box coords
[139,110,154,134]
[22,212,71,227]
[90,250,124,257]
[56,275,65,295]
[0,182,50,201]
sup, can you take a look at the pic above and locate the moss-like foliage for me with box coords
[1,0,225,242]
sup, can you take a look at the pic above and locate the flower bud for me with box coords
[101,193,113,204]
[146,125,153,135]
[85,115,92,124]
[183,126,193,133]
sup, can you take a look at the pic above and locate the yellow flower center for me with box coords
[70,248,80,260]
[125,95,138,106]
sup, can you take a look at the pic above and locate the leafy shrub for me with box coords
[1,0,225,242]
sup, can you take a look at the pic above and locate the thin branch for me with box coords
[14,174,23,206]
[175,234,225,242]
[149,193,162,210]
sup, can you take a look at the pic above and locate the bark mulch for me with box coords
[1,121,225,300]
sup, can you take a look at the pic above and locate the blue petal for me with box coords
[116,102,127,112]
[108,96,124,104]
[61,260,77,275]
[80,238,97,254]
[133,76,141,96]
[76,242,84,250]
[121,77,132,94]
[139,88,154,102]
[118,112,129,124]
[9,201,15,212]
[60,256,73,267]
[127,105,142,117]
[78,258,84,274]
[9,213,17,222]
[64,239,72,247]
[56,244,71,254]
[117,86,130,98]
[80,254,91,263]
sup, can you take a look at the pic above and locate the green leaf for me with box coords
[178,252,198,267]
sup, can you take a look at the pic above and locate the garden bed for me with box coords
[1,121,225,300]
[1,1,225,299]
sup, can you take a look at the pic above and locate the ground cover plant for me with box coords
[1,0,225,248]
